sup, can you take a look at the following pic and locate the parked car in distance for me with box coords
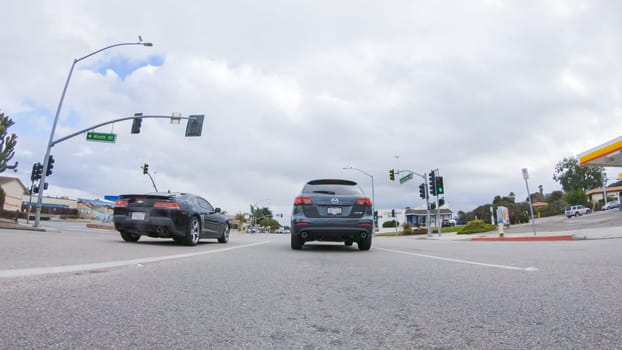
[442,219,456,227]
[564,205,591,218]
[603,201,619,210]
[113,192,230,246]
[290,179,374,250]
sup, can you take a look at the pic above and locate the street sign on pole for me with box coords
[86,132,116,143]
[399,173,413,184]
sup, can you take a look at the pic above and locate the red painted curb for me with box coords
[471,235,573,241]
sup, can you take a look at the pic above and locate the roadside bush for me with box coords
[383,220,399,228]
[412,227,428,235]
[402,222,413,233]
[60,215,82,220]
[457,219,496,234]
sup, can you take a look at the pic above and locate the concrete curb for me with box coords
[471,235,573,241]
[85,224,115,230]
[0,222,46,232]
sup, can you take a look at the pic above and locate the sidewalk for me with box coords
[3,218,621,241]
[0,218,46,231]
[418,224,622,241]
[0,218,114,232]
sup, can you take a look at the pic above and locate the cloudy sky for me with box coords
[2,0,621,220]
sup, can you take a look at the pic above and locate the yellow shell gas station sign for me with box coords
[578,136,622,167]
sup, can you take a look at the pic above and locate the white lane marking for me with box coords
[376,247,539,272]
[0,241,270,279]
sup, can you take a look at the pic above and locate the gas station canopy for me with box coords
[578,135,622,167]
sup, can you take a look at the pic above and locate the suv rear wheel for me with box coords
[291,234,303,250]
[358,234,372,251]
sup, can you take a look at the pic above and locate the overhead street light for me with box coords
[343,166,376,233]
[34,37,153,227]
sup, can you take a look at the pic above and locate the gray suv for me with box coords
[290,179,374,250]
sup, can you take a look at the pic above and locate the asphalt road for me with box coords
[1,220,621,349]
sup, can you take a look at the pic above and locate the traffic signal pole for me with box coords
[397,169,432,237]
[33,39,153,228]
[33,114,201,227]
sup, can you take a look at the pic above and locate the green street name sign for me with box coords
[86,132,116,143]
[399,173,413,184]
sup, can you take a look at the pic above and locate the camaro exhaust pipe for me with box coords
[360,232,367,239]
[301,232,308,238]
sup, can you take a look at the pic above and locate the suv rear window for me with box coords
[302,179,363,195]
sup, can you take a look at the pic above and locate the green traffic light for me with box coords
[435,176,444,195]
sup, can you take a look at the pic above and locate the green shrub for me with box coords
[382,220,399,228]
[458,219,496,234]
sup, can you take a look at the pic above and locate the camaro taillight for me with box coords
[356,197,372,206]
[115,200,128,207]
[294,196,313,205]
[153,201,180,209]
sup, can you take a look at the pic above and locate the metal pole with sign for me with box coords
[522,168,537,236]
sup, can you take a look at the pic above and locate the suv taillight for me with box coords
[356,197,372,206]
[294,196,313,205]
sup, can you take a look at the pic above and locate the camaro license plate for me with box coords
[327,207,342,215]
[131,212,145,220]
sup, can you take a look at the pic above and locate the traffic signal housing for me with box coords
[46,155,55,176]
[419,183,426,199]
[131,116,143,134]
[389,169,395,181]
[142,163,149,174]
[428,171,436,196]
[185,114,205,137]
[436,176,444,195]
[31,162,43,182]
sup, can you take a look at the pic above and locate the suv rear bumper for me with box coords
[291,221,373,242]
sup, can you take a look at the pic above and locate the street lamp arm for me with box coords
[34,39,153,227]
[343,166,372,178]
[75,41,153,63]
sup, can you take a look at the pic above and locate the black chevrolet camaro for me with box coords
[113,192,230,246]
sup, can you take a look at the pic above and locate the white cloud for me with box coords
[3,0,622,216]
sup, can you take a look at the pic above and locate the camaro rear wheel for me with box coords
[218,224,230,243]
[120,231,140,242]
[183,216,201,246]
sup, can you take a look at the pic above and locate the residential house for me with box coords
[0,176,27,212]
